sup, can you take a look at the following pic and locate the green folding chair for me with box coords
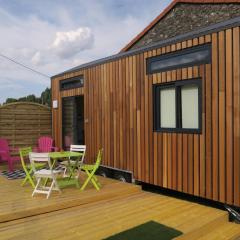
[19,147,45,188]
[80,149,103,191]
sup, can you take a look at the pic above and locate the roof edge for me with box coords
[120,0,240,52]
[120,0,179,52]
[51,15,240,79]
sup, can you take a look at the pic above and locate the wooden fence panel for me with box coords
[0,102,51,148]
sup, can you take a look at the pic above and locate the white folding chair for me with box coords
[29,152,62,199]
[62,145,86,177]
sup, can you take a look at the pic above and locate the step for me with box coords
[0,180,141,223]
[174,210,229,240]
[196,222,240,240]
[175,209,240,240]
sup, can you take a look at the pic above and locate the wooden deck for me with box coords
[0,173,240,240]
[0,173,140,223]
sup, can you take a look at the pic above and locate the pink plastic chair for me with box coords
[34,136,58,153]
[0,138,20,172]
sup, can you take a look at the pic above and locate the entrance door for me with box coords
[62,96,84,150]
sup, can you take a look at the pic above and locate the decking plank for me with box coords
[0,171,239,240]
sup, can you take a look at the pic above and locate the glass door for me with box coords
[62,96,84,150]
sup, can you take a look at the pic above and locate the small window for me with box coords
[147,44,211,74]
[153,79,202,133]
[60,76,84,91]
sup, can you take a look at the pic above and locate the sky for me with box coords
[0,0,171,104]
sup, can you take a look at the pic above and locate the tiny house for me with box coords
[51,0,240,207]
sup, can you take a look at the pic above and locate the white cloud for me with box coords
[0,0,172,103]
[31,50,51,66]
[51,27,94,58]
[31,51,42,65]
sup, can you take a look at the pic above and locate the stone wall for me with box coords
[129,3,240,50]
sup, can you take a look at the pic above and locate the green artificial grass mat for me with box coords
[103,221,183,240]
[57,177,79,189]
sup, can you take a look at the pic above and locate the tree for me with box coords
[3,87,51,107]
[40,88,51,106]
[5,98,18,104]
[26,94,37,102]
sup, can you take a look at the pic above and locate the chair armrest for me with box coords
[51,147,59,152]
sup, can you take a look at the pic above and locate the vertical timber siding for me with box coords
[52,26,240,207]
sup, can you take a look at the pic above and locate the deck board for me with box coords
[0,174,140,223]
[0,174,239,240]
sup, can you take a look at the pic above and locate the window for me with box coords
[181,84,199,129]
[153,79,202,133]
[147,44,211,74]
[160,87,176,128]
[60,75,84,91]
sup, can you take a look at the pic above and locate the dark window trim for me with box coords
[60,75,84,91]
[147,44,211,74]
[153,78,202,134]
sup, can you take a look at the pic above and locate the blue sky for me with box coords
[0,0,171,103]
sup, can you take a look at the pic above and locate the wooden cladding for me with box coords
[52,26,240,207]
[0,102,51,148]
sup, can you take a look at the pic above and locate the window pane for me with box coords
[151,49,210,72]
[148,44,211,74]
[160,88,176,128]
[181,85,199,129]
[60,76,84,91]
